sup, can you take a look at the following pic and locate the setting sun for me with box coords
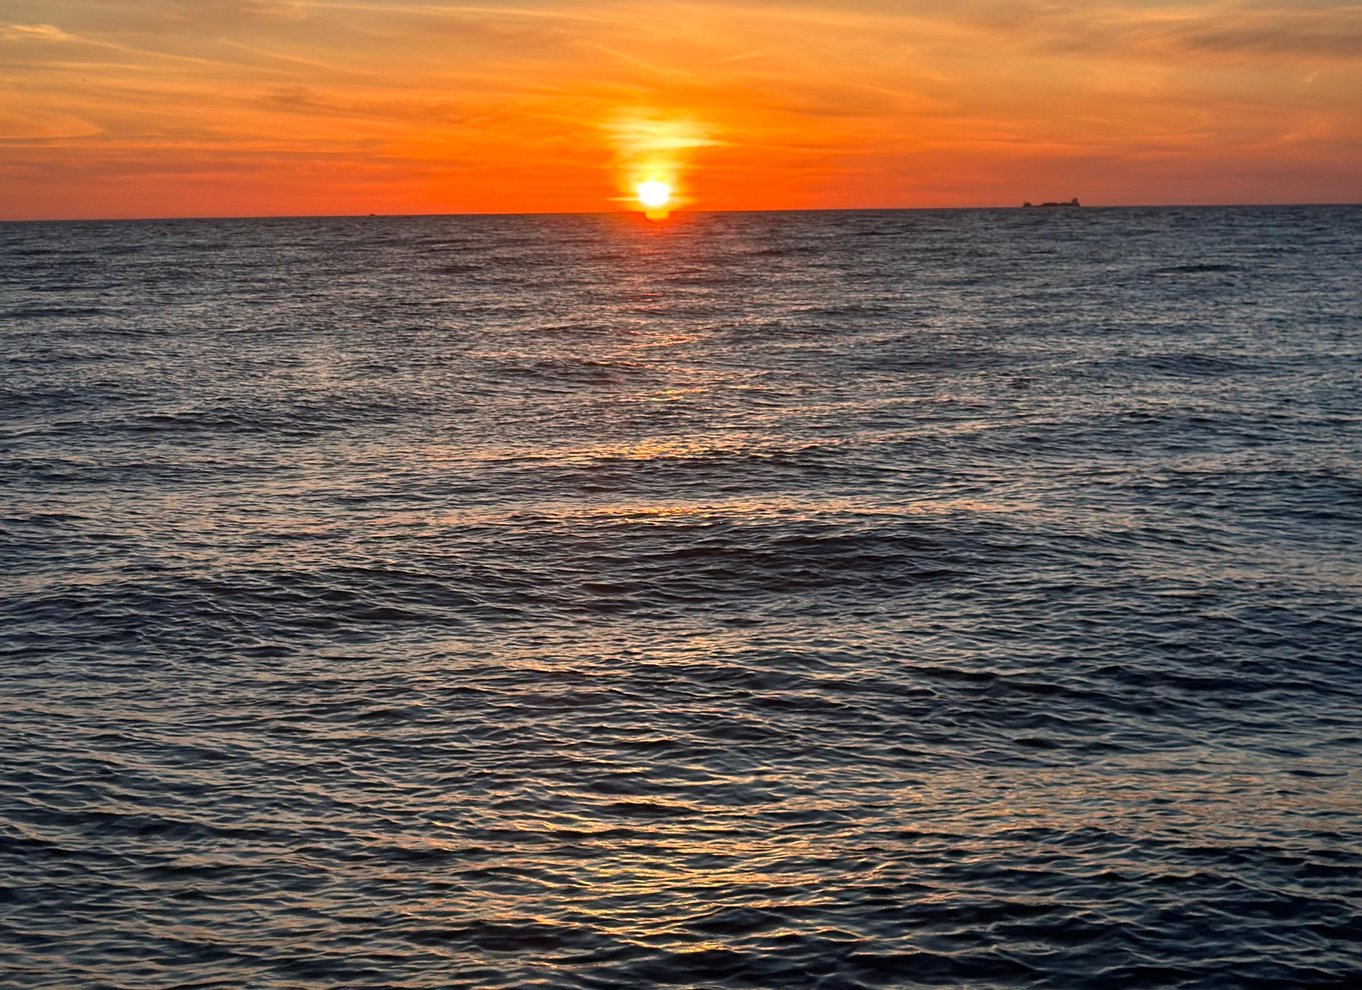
[636,181,671,210]
[636,180,673,219]
[610,113,709,220]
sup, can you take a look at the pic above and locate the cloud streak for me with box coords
[1,22,76,42]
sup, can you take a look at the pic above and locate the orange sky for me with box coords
[2,1,1359,219]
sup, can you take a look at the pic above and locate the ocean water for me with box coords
[1,206,1360,989]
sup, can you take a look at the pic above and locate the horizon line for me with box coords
[3,201,1359,224]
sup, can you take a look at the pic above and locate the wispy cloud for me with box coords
[1,22,77,42]
[159,1,318,24]
[263,84,476,124]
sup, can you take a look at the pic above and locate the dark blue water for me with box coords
[2,206,1360,988]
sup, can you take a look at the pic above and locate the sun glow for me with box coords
[636,180,672,219]
[636,180,671,210]
[608,112,715,220]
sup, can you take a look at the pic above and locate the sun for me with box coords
[635,180,671,210]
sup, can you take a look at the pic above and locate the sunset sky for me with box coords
[2,0,1359,219]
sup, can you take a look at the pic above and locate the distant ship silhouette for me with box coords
[1023,198,1081,208]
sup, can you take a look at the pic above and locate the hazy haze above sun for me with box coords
[0,0,1359,218]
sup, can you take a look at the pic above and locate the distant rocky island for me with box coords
[1023,198,1081,208]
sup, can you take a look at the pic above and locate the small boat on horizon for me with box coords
[1023,198,1081,208]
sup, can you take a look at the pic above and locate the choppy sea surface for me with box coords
[2,206,1360,988]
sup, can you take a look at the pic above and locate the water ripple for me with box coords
[1,206,1360,988]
